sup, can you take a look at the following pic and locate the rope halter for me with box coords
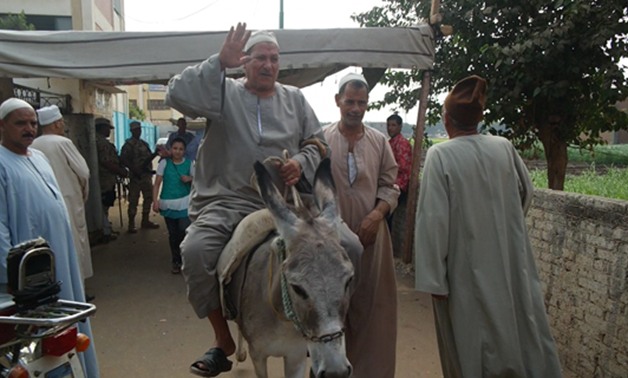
[273,237,345,344]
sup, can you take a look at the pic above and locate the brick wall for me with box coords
[527,189,628,377]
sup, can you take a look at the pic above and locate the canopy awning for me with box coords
[0,25,435,88]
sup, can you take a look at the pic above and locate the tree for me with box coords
[0,11,34,30]
[129,102,147,121]
[0,12,35,104]
[354,0,628,189]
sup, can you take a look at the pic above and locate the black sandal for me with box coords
[189,348,233,377]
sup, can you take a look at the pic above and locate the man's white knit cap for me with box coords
[338,72,368,91]
[36,105,63,126]
[244,30,279,52]
[0,98,34,120]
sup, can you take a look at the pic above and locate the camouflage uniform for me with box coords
[96,132,124,238]
[120,137,157,231]
[96,133,121,199]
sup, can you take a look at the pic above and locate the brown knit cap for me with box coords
[444,75,487,127]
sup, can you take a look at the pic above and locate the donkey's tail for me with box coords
[235,327,248,363]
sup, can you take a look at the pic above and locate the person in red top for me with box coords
[387,113,412,192]
[386,113,413,232]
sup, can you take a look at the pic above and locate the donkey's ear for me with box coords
[312,158,339,224]
[254,161,299,238]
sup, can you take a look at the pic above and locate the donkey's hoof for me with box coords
[235,348,247,362]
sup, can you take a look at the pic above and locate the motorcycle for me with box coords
[0,238,96,378]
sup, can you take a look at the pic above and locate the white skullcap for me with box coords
[36,105,63,126]
[244,30,279,52]
[338,73,368,92]
[0,98,34,120]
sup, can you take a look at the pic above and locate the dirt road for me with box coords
[87,209,443,377]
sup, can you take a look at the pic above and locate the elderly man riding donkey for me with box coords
[166,22,363,378]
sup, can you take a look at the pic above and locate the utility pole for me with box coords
[279,0,284,29]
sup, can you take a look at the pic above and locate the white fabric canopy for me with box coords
[0,25,435,88]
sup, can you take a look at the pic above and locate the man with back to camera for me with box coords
[165,22,362,377]
[414,75,563,377]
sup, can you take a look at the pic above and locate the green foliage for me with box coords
[129,102,146,121]
[430,137,448,145]
[354,1,628,167]
[530,166,628,200]
[0,12,35,30]
[520,143,628,165]
[0,12,34,104]
[566,144,628,165]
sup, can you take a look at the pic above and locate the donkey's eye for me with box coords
[344,277,353,293]
[291,284,309,299]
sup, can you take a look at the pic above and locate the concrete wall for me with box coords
[65,114,104,239]
[527,190,627,378]
[3,0,71,16]
[14,78,81,111]
[614,129,628,144]
[94,0,113,27]
[121,84,183,126]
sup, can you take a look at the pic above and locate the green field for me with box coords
[527,144,628,200]
[520,143,628,165]
[530,166,628,200]
[425,139,628,200]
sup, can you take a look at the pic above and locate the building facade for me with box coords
[1,0,127,118]
[0,0,157,239]
[123,83,183,132]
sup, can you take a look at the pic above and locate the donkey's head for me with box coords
[254,158,354,378]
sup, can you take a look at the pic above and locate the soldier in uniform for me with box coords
[95,117,128,242]
[120,121,160,233]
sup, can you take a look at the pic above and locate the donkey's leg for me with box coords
[249,348,269,378]
[235,327,247,362]
[283,347,308,378]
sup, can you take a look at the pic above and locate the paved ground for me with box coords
[87,206,443,377]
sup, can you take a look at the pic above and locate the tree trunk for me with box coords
[537,122,568,190]
[0,78,14,104]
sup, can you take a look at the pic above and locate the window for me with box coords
[28,15,72,31]
[147,99,169,111]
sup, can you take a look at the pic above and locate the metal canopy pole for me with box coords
[400,0,441,263]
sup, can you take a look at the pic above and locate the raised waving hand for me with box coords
[219,22,252,70]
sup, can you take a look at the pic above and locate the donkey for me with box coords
[229,158,354,378]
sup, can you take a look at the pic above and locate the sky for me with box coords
[123,0,419,124]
